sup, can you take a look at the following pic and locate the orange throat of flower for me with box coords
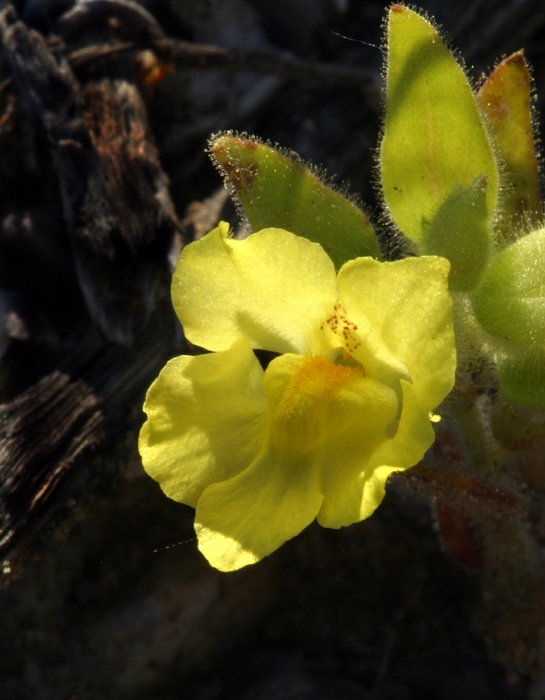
[269,354,366,452]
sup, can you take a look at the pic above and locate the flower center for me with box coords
[269,354,366,453]
[284,355,364,410]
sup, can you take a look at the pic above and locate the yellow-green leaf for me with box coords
[470,227,545,349]
[421,176,492,292]
[380,5,498,245]
[477,51,543,246]
[498,350,545,409]
[209,133,381,268]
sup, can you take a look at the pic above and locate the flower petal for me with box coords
[337,256,456,412]
[366,380,437,473]
[139,337,268,508]
[194,349,401,572]
[317,379,435,528]
[195,445,323,572]
[172,224,338,354]
[264,352,399,457]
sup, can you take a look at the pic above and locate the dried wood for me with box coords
[54,0,166,41]
[0,4,181,581]
[0,320,176,580]
[0,5,181,344]
[55,37,379,97]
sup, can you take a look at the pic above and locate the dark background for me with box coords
[1,0,545,698]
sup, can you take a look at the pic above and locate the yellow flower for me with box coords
[139,223,456,571]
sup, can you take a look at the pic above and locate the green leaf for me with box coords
[209,133,381,268]
[477,51,543,246]
[421,176,492,292]
[380,5,498,245]
[470,227,545,348]
[498,350,545,409]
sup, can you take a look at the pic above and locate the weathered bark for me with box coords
[0,5,181,344]
[0,319,177,579]
[0,4,181,580]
